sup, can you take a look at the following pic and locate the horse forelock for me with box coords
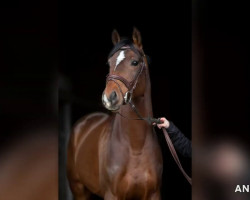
[108,38,143,60]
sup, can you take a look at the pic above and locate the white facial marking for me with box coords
[114,51,125,71]
[103,94,111,107]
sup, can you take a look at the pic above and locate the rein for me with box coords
[106,45,192,185]
[117,100,192,185]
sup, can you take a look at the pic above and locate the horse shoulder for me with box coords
[67,112,111,196]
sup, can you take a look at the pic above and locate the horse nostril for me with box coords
[109,91,117,103]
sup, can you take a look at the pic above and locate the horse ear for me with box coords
[132,27,142,48]
[112,29,120,45]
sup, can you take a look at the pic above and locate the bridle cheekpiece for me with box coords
[106,45,146,105]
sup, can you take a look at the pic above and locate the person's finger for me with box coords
[157,124,164,129]
[160,117,166,123]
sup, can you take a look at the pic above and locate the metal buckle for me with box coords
[124,91,132,104]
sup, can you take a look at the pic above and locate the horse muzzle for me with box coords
[102,90,122,111]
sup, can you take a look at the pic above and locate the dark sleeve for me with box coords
[166,121,192,157]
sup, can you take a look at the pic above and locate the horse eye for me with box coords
[131,60,139,66]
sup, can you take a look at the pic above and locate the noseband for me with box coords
[106,46,146,104]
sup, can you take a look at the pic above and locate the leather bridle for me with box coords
[105,44,192,185]
[106,46,146,105]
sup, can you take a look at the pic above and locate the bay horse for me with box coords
[67,28,163,200]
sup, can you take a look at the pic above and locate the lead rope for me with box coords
[162,128,192,185]
[117,100,192,185]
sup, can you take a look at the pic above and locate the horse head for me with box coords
[102,28,148,111]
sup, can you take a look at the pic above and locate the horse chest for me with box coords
[106,154,160,198]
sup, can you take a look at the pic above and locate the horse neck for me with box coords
[113,67,154,153]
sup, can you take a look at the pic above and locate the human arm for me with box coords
[156,118,192,157]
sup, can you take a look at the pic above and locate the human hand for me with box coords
[153,117,170,129]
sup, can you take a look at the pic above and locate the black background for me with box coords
[193,0,249,140]
[0,1,57,146]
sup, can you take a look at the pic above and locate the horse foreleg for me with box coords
[149,190,161,200]
[104,190,118,200]
[69,180,91,200]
